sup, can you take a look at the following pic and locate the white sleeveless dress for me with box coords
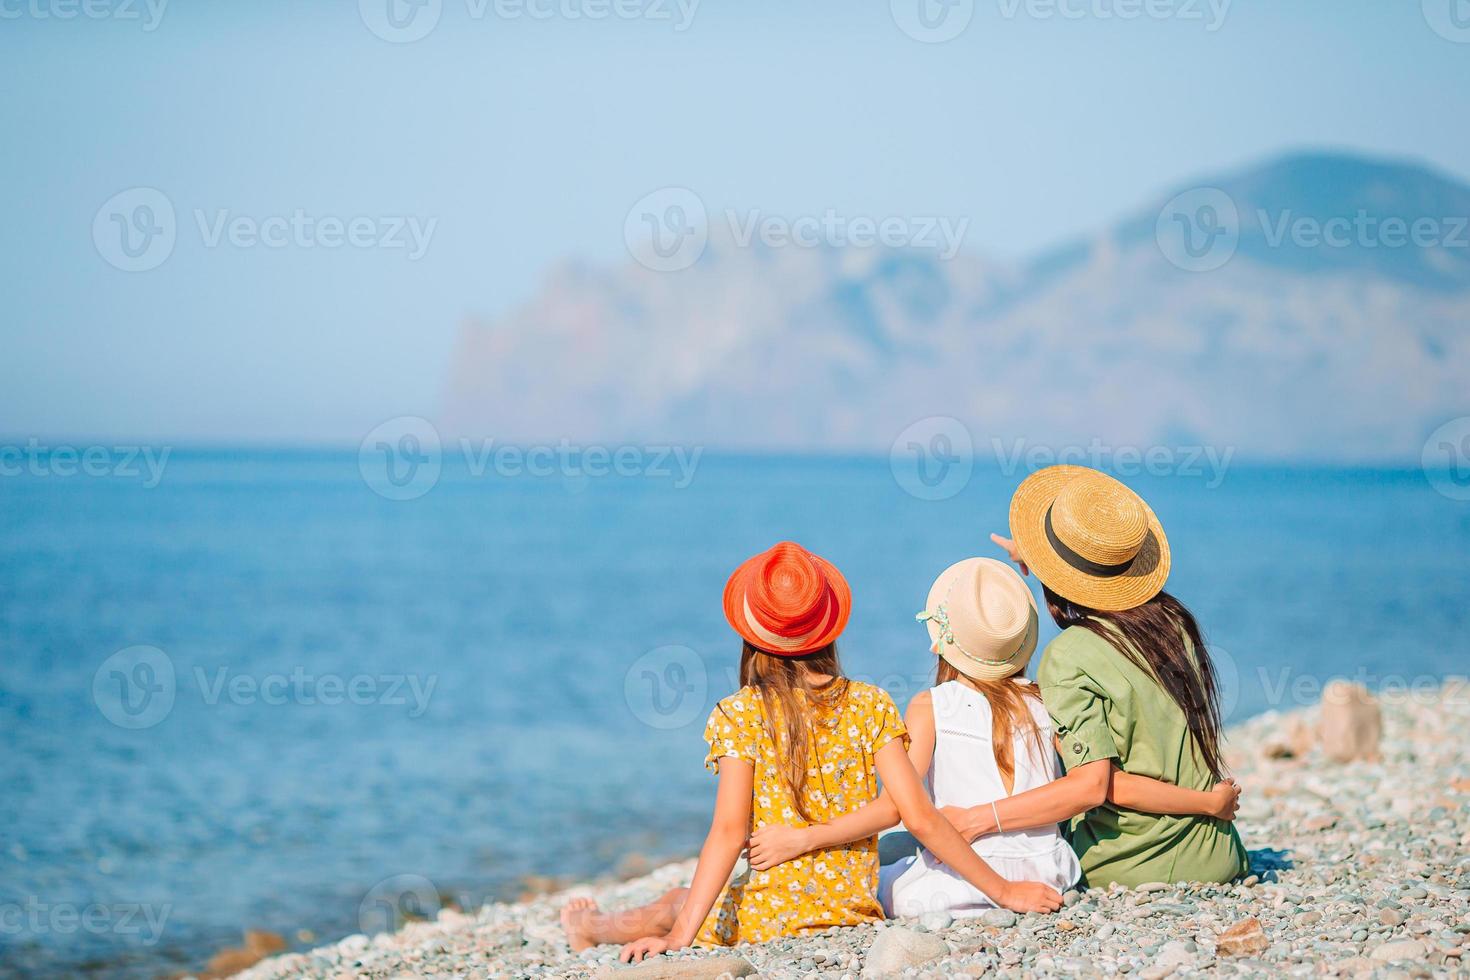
[879,680,1082,917]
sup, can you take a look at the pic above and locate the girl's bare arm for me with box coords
[945,740,1238,840]
[875,739,1062,913]
[746,692,938,870]
[620,757,753,963]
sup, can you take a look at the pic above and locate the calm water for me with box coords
[1,453,1467,977]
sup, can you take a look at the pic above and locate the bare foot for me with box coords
[560,897,602,951]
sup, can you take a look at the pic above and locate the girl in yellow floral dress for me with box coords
[560,542,1063,963]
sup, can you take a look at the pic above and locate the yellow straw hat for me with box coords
[1008,465,1170,612]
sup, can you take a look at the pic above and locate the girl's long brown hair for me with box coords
[934,661,1049,791]
[739,641,848,822]
[1042,586,1226,781]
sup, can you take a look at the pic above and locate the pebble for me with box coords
[917,910,952,933]
[1371,939,1429,962]
[222,687,1470,980]
[978,909,1017,929]
[861,926,947,979]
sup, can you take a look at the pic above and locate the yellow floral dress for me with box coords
[697,680,909,946]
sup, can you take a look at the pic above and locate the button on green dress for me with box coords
[1037,624,1248,888]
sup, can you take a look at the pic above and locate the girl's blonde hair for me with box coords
[935,660,1048,789]
[739,641,848,823]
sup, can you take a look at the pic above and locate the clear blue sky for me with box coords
[3,0,1467,442]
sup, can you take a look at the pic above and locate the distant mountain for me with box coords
[443,151,1469,460]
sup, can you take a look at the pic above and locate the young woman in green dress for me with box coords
[974,464,1249,887]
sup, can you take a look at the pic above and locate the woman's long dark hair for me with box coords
[1043,586,1227,781]
[738,641,848,822]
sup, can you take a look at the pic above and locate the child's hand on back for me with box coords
[747,824,814,871]
[1207,779,1242,821]
[997,881,1064,914]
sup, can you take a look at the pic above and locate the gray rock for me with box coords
[1370,939,1428,962]
[918,910,953,933]
[1319,681,1382,762]
[978,909,1018,929]
[595,956,757,979]
[860,925,948,979]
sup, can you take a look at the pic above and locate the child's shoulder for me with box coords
[713,685,763,715]
[841,679,901,713]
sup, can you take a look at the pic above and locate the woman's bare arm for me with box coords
[940,754,1111,841]
[1111,772,1241,820]
[746,691,937,870]
[620,757,753,963]
[947,739,1240,840]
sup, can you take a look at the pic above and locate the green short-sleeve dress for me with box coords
[1037,624,1248,888]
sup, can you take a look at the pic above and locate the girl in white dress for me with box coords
[878,670,1080,915]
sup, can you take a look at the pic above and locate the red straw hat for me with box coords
[723,542,851,656]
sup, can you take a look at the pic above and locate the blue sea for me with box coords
[1,452,1467,978]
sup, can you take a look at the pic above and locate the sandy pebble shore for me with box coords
[232,684,1470,979]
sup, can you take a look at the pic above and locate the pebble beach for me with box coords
[230,683,1470,980]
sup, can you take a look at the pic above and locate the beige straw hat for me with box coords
[1008,465,1170,612]
[917,557,1039,682]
